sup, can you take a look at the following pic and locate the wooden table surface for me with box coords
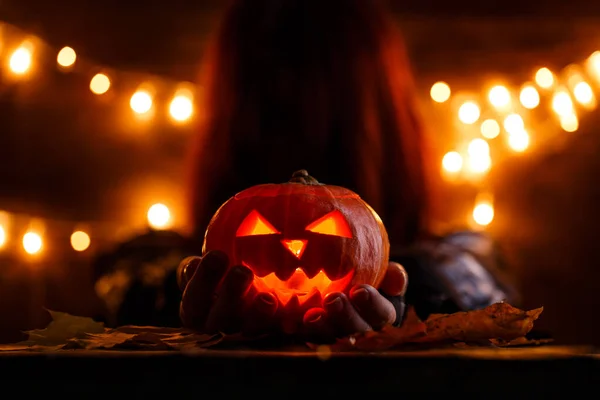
[1,345,598,396]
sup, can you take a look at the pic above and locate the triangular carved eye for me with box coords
[305,210,352,238]
[236,210,280,237]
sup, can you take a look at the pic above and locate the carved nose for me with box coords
[281,239,307,259]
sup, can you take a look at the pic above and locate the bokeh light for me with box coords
[573,81,595,108]
[70,231,91,252]
[473,200,495,227]
[430,81,451,103]
[23,232,42,255]
[57,46,77,68]
[0,225,6,249]
[503,113,525,135]
[169,91,194,122]
[480,119,501,139]
[552,90,574,117]
[488,85,511,109]
[130,90,153,114]
[9,46,32,75]
[90,73,111,95]
[507,130,530,152]
[519,85,540,109]
[442,151,463,173]
[535,67,554,89]
[458,101,480,124]
[147,203,172,230]
[560,114,579,132]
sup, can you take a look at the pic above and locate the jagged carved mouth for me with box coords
[245,265,354,306]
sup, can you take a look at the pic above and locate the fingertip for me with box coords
[177,256,202,291]
[381,261,408,297]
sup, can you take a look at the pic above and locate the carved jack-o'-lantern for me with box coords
[203,170,390,311]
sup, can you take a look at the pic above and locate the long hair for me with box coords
[186,0,431,249]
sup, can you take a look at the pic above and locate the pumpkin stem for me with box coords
[289,170,322,185]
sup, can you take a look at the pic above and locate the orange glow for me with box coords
[57,46,76,68]
[281,239,307,259]
[236,210,280,236]
[90,73,110,95]
[253,268,353,306]
[305,210,352,237]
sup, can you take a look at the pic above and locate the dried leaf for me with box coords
[419,302,544,343]
[21,309,106,346]
[63,327,224,350]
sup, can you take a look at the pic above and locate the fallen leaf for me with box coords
[21,309,106,346]
[418,302,544,343]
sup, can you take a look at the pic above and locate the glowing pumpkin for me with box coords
[202,170,390,314]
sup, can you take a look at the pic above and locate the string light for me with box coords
[57,46,76,68]
[560,114,579,132]
[507,130,530,152]
[488,85,511,109]
[480,119,501,139]
[169,90,194,122]
[458,101,480,124]
[442,151,463,173]
[535,67,554,89]
[130,90,153,115]
[0,225,6,248]
[70,230,91,252]
[9,45,32,75]
[23,232,42,255]
[519,85,540,109]
[147,204,172,230]
[90,73,111,95]
[472,195,495,227]
[503,113,525,135]
[430,81,451,103]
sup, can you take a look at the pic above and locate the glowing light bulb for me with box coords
[430,81,451,103]
[169,92,194,122]
[480,119,500,139]
[131,90,153,114]
[23,232,42,255]
[9,46,32,74]
[57,46,77,68]
[535,67,554,89]
[442,151,463,173]
[473,201,494,226]
[488,85,511,109]
[70,231,91,252]
[458,101,480,124]
[90,73,111,95]
[520,85,540,109]
[147,203,172,230]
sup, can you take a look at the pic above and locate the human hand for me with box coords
[178,250,279,335]
[302,262,408,342]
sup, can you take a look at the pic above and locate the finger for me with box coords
[180,251,229,330]
[349,284,396,330]
[379,261,408,297]
[303,307,336,343]
[205,265,254,334]
[177,256,201,291]
[242,292,279,337]
[323,292,371,337]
